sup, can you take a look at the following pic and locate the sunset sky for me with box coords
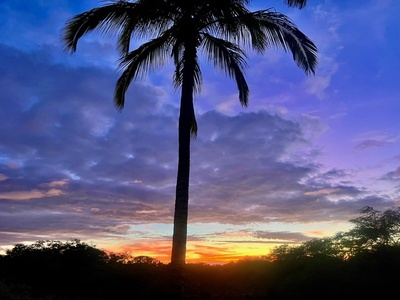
[0,0,399,264]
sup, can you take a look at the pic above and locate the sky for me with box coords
[0,0,399,264]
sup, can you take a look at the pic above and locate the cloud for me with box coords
[381,167,400,182]
[304,56,339,99]
[355,139,393,151]
[352,132,399,162]
[304,188,341,197]
[0,189,65,201]
[0,38,390,238]
[253,231,308,243]
[42,179,69,188]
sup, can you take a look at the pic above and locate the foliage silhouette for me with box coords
[0,240,169,299]
[2,207,400,299]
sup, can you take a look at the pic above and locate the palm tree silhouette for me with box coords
[62,0,317,293]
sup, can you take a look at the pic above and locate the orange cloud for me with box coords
[6,162,21,169]
[113,240,172,263]
[304,188,339,196]
[306,230,326,237]
[42,179,69,187]
[0,188,65,200]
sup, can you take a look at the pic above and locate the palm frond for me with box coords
[189,101,198,137]
[173,56,203,95]
[255,10,318,75]
[64,0,317,120]
[283,0,308,9]
[221,10,268,53]
[63,1,137,53]
[171,42,200,136]
[198,0,255,49]
[115,32,173,109]
[63,0,175,54]
[201,34,249,107]
[116,0,176,54]
[117,22,134,55]
[174,53,201,137]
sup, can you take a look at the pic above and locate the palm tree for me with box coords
[63,0,317,279]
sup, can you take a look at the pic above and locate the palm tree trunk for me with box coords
[170,43,197,298]
[171,94,192,267]
[171,55,196,266]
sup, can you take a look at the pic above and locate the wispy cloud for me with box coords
[0,189,65,201]
[354,132,398,150]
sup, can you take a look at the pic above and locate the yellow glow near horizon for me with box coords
[104,239,287,265]
[94,220,353,264]
[2,221,351,264]
[185,241,279,264]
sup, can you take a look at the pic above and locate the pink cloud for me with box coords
[0,188,64,200]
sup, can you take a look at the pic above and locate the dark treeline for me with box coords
[1,207,400,299]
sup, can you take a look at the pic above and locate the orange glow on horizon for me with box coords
[102,240,284,265]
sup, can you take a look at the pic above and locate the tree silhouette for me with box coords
[62,1,317,296]
[269,207,400,262]
[343,206,400,252]
[4,207,400,299]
